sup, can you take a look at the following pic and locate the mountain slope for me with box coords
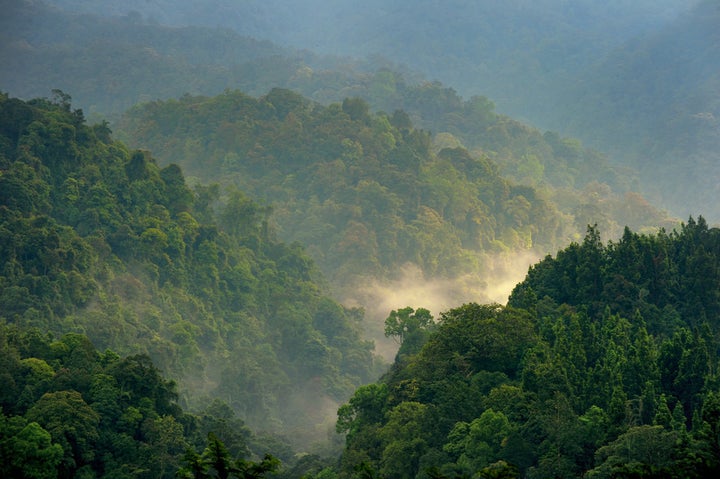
[115,88,678,298]
[334,222,720,478]
[41,0,698,118]
[0,0,680,234]
[3,0,708,223]
[0,0,297,117]
[0,92,381,451]
[115,89,569,292]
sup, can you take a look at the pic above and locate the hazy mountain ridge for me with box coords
[39,0,699,118]
[0,0,303,117]
[555,0,720,219]
[4,0,708,224]
[3,91,718,478]
[2,0,679,333]
[42,0,716,223]
[4,2,720,477]
[1,3,684,221]
[114,88,678,303]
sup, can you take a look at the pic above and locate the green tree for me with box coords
[337,383,389,440]
[25,390,100,476]
[587,425,679,478]
[379,402,430,479]
[177,433,279,479]
[194,399,251,459]
[205,433,233,479]
[384,306,434,348]
[444,409,514,474]
[144,414,187,477]
[0,412,63,479]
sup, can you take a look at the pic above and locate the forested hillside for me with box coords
[0,93,382,458]
[5,1,720,477]
[5,0,713,223]
[0,321,287,479]
[116,89,563,285]
[115,88,677,304]
[3,92,720,478]
[334,222,720,478]
[2,0,679,235]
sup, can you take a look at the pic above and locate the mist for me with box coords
[3,1,718,472]
[342,253,540,361]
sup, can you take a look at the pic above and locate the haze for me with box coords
[3,1,720,473]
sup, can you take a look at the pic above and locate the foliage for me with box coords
[2,0,685,234]
[177,433,280,479]
[115,89,576,290]
[0,321,187,478]
[0,93,381,457]
[335,223,720,478]
[383,307,434,360]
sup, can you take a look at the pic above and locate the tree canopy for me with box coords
[335,224,720,479]
[0,93,382,461]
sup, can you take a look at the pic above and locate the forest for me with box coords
[4,1,714,220]
[334,222,720,478]
[2,1,720,478]
[2,92,720,477]
[113,88,680,294]
[0,93,384,477]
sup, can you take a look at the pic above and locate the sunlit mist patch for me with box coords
[341,254,540,361]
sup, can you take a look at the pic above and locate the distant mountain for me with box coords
[115,89,567,286]
[0,0,300,117]
[0,0,685,283]
[115,87,677,307]
[555,0,720,220]
[25,0,714,223]
[41,0,699,120]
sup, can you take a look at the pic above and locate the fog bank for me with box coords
[343,253,540,361]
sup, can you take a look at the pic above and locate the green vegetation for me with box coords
[40,0,694,123]
[0,321,286,479]
[3,2,718,477]
[116,89,675,295]
[116,89,561,283]
[334,222,720,478]
[0,93,382,459]
[2,91,719,477]
[3,0,678,238]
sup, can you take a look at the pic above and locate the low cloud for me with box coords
[342,252,540,361]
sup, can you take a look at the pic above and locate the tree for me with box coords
[384,307,434,346]
[379,402,430,479]
[444,409,514,474]
[234,454,280,479]
[205,433,233,479]
[587,425,678,478]
[194,399,251,459]
[478,460,519,479]
[25,390,100,476]
[0,412,63,479]
[342,97,370,123]
[337,383,389,439]
[143,415,187,477]
[177,433,279,479]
